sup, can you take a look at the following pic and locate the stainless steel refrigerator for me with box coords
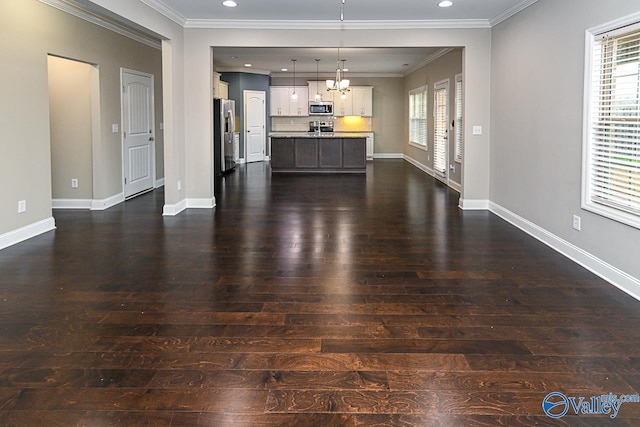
[214,98,236,176]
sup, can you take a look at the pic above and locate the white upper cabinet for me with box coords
[308,81,332,102]
[270,86,309,117]
[333,91,353,117]
[351,86,373,117]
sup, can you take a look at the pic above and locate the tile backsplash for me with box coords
[272,116,372,133]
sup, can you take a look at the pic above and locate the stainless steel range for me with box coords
[309,121,334,133]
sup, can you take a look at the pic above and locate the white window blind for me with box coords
[409,86,428,147]
[585,22,640,226]
[434,82,448,177]
[455,75,463,163]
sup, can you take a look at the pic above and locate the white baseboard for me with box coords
[163,199,187,216]
[52,199,93,209]
[154,178,165,188]
[459,199,489,210]
[0,217,56,251]
[375,153,405,159]
[403,154,434,176]
[187,197,216,209]
[489,202,640,302]
[448,180,462,193]
[91,192,124,211]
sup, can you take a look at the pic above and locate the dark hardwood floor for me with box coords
[0,160,639,426]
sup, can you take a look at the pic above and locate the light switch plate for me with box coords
[473,126,483,136]
[112,124,119,133]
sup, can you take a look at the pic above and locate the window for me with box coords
[409,86,428,149]
[433,79,449,179]
[583,19,640,229]
[454,74,463,163]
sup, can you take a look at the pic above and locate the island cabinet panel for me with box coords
[319,138,342,168]
[270,137,365,173]
[343,138,367,169]
[271,138,295,169]
[295,138,318,168]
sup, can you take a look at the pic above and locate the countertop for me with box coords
[269,132,373,138]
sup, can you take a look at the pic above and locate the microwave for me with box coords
[309,101,333,116]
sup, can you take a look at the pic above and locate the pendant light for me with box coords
[326,48,350,93]
[291,59,298,100]
[314,59,322,101]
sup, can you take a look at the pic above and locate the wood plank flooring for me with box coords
[0,160,639,426]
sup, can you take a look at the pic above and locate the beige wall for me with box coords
[48,56,94,200]
[0,0,163,236]
[404,49,463,185]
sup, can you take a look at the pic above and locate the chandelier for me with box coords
[326,48,350,95]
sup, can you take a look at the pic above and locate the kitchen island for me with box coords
[270,134,367,173]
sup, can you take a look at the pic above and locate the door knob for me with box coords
[149,137,155,141]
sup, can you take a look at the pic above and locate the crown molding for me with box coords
[39,0,161,49]
[489,0,539,27]
[216,67,272,76]
[185,19,491,30]
[138,0,187,27]
[404,48,455,76]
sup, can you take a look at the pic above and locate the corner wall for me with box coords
[490,0,640,287]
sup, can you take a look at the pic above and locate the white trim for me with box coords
[581,15,640,231]
[163,199,187,216]
[38,0,161,49]
[91,193,125,211]
[187,198,216,209]
[185,19,491,30]
[405,49,454,77]
[448,180,462,193]
[459,199,489,210]
[409,141,428,152]
[0,218,56,251]
[489,0,539,27]
[489,202,640,302]
[154,178,165,188]
[52,199,93,210]
[403,154,434,176]
[138,0,187,26]
[374,153,404,159]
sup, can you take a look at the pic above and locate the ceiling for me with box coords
[153,0,533,23]
[138,0,538,76]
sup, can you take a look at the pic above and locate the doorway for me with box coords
[244,90,266,163]
[121,69,156,199]
[48,55,98,209]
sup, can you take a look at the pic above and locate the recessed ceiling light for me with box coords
[222,1,237,7]
[281,68,288,72]
[244,63,252,67]
[438,0,453,7]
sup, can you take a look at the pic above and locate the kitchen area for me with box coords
[269,81,374,173]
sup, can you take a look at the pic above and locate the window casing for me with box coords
[409,86,428,149]
[454,74,463,163]
[583,19,640,229]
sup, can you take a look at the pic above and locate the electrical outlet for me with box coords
[573,215,581,231]
[18,200,26,213]
[160,122,164,130]
[473,126,483,135]
[71,178,78,188]
[112,124,119,133]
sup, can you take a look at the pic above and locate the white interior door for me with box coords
[433,79,449,184]
[122,69,155,198]
[244,90,266,163]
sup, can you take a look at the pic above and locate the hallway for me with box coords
[0,160,639,425]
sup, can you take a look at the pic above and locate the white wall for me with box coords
[490,0,640,286]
